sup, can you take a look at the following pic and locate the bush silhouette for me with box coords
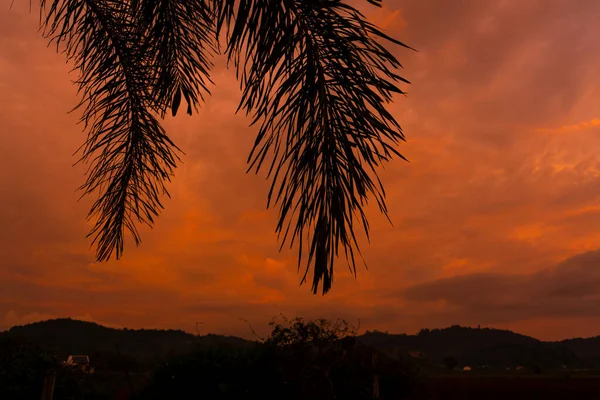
[442,356,458,370]
[0,337,59,399]
[140,317,421,400]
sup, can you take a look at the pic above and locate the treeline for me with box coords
[0,317,424,400]
[360,325,593,371]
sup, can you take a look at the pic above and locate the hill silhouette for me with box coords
[3,319,600,370]
[359,326,587,370]
[1,318,253,371]
[360,326,537,361]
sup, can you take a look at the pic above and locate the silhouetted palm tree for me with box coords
[39,0,411,294]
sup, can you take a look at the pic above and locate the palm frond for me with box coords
[226,0,411,294]
[40,0,180,261]
[37,0,410,295]
[138,0,216,117]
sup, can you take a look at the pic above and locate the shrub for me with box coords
[140,317,422,400]
[0,337,59,399]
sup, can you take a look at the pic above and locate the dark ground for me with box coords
[423,375,600,400]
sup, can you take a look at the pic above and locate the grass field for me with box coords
[423,374,600,400]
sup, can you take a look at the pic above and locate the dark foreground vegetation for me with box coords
[1,317,423,399]
[3,318,600,399]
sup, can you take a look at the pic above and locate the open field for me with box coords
[423,375,600,400]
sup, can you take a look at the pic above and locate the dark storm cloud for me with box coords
[403,250,600,323]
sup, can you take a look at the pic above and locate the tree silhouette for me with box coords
[442,356,458,371]
[38,0,411,294]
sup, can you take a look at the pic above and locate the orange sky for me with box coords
[2,0,600,341]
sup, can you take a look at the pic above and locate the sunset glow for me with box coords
[2,0,600,341]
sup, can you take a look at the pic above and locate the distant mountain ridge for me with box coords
[358,326,584,369]
[1,318,253,362]
[4,319,600,369]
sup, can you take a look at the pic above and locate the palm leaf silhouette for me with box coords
[38,0,411,294]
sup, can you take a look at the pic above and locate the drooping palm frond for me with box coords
[221,0,411,294]
[138,0,216,117]
[40,0,181,261]
[36,0,410,295]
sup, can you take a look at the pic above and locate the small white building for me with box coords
[408,351,427,359]
[64,355,93,373]
[65,355,89,366]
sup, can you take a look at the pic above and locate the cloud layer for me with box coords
[404,250,600,323]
